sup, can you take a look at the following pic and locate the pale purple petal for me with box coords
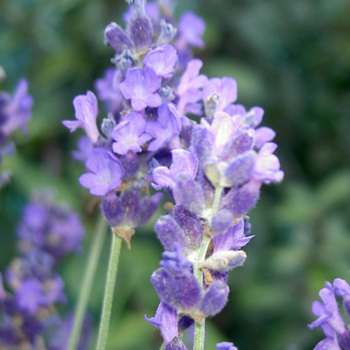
[79,148,124,196]
[144,45,178,78]
[112,112,150,155]
[63,91,100,143]
[254,127,276,148]
[120,67,161,111]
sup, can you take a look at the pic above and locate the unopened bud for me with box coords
[201,250,247,273]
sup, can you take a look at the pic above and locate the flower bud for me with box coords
[155,215,188,251]
[200,280,229,317]
[201,250,247,273]
[129,16,153,49]
[101,191,123,227]
[211,209,234,235]
[104,22,133,53]
[173,205,203,249]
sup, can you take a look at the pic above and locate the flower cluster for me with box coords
[0,193,90,349]
[63,0,283,347]
[0,76,33,186]
[62,0,208,246]
[309,279,350,349]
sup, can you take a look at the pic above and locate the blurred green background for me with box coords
[1,0,350,349]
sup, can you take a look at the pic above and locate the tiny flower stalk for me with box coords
[96,231,122,350]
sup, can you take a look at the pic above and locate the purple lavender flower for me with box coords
[203,77,237,114]
[101,188,163,247]
[176,59,208,116]
[79,147,125,196]
[119,66,162,111]
[152,149,197,191]
[143,44,178,78]
[62,91,100,143]
[112,112,151,155]
[95,68,123,114]
[71,136,93,162]
[0,194,87,348]
[145,302,179,344]
[17,195,85,259]
[145,102,182,151]
[0,79,33,136]
[177,12,205,48]
[309,279,350,350]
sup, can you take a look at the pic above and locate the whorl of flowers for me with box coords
[63,0,283,347]
[0,193,91,349]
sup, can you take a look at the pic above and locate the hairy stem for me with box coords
[68,215,107,350]
[193,186,224,350]
[96,231,122,350]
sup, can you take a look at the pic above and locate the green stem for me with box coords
[193,320,206,350]
[68,215,108,350]
[193,186,224,350]
[96,231,122,350]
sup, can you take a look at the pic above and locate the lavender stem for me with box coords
[68,215,108,350]
[96,230,122,350]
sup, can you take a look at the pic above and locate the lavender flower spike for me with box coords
[62,91,100,143]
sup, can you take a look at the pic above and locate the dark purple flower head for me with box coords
[178,12,205,48]
[112,112,151,155]
[120,66,162,111]
[144,44,178,78]
[0,79,33,136]
[102,188,162,246]
[145,102,182,151]
[79,147,125,196]
[62,91,100,143]
[216,342,238,350]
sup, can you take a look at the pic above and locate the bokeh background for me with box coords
[1,0,350,349]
